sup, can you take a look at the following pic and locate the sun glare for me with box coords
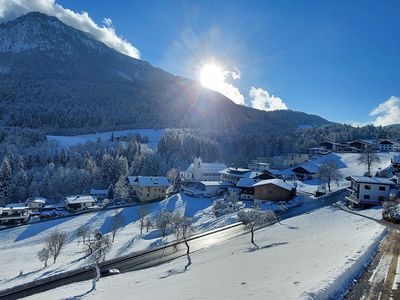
[199,64,225,90]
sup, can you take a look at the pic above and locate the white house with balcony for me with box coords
[64,195,97,212]
[26,197,46,213]
[345,176,395,207]
[0,204,30,225]
[181,157,226,182]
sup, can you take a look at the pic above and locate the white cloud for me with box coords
[0,0,140,58]
[370,96,400,126]
[249,87,288,111]
[103,17,112,28]
[219,69,244,105]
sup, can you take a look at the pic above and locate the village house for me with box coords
[129,176,170,202]
[198,181,231,197]
[252,179,296,205]
[181,157,227,182]
[271,153,309,169]
[347,140,376,152]
[220,166,276,185]
[345,176,395,207]
[0,204,30,225]
[292,163,320,181]
[248,161,271,172]
[377,139,399,152]
[26,197,46,213]
[309,147,331,158]
[320,141,346,152]
[64,195,97,212]
[236,178,258,200]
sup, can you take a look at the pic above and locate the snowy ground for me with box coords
[26,205,386,300]
[289,152,396,195]
[47,129,165,149]
[0,193,303,291]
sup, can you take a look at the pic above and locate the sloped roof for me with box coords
[293,163,320,174]
[137,176,170,187]
[252,179,295,191]
[184,162,227,173]
[345,176,395,185]
[65,195,96,204]
[237,178,258,188]
[26,197,46,204]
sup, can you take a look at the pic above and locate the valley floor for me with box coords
[26,205,386,300]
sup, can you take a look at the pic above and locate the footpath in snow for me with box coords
[27,205,386,300]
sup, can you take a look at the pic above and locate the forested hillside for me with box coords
[0,12,329,134]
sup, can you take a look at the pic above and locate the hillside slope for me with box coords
[0,12,330,134]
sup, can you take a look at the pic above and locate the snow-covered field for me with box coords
[0,194,221,291]
[47,129,165,149]
[0,193,304,291]
[27,205,386,300]
[291,152,395,194]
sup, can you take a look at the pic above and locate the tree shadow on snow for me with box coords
[15,217,71,242]
[159,254,192,279]
[5,267,44,282]
[246,242,289,253]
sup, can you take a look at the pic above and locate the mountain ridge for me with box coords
[0,12,331,134]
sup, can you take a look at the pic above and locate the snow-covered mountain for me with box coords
[0,12,330,133]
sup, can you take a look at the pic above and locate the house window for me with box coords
[147,194,150,197]
[364,195,370,200]
[364,185,371,190]
[379,186,386,191]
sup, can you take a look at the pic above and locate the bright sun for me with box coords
[199,64,225,90]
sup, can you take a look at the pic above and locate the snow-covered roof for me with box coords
[200,181,227,187]
[345,176,395,185]
[378,140,394,145]
[236,178,258,188]
[90,188,108,195]
[65,195,96,204]
[184,162,227,173]
[293,163,320,174]
[26,197,46,204]
[5,203,28,209]
[252,179,295,191]
[137,176,170,187]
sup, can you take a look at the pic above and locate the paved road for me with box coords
[0,190,347,300]
[338,205,400,300]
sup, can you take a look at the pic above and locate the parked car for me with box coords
[382,205,400,224]
[100,268,120,277]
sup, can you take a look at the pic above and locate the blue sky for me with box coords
[4,0,400,125]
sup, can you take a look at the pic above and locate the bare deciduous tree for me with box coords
[227,190,241,212]
[139,206,149,235]
[318,160,343,192]
[86,230,112,291]
[45,231,68,263]
[358,149,380,176]
[238,209,276,249]
[171,213,195,270]
[144,216,153,233]
[37,247,50,268]
[76,224,90,245]
[111,210,125,242]
[155,210,173,238]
